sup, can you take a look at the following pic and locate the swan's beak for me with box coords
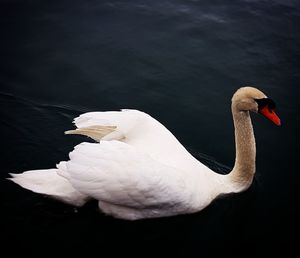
[259,106,281,126]
[255,98,281,126]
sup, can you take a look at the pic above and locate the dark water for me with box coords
[1,0,299,257]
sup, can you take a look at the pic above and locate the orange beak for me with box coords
[259,106,281,126]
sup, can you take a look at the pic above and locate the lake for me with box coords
[1,0,299,257]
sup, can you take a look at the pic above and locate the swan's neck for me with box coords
[226,107,256,192]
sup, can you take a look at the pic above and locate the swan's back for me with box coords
[74,109,212,174]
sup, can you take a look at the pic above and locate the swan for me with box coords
[9,87,280,220]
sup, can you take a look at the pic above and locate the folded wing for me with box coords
[64,109,204,172]
[61,141,195,210]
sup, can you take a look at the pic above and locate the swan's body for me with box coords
[9,87,280,220]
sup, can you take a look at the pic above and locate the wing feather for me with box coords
[66,110,147,142]
[65,141,191,209]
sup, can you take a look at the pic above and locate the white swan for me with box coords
[9,87,280,220]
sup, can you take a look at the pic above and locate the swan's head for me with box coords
[232,86,281,126]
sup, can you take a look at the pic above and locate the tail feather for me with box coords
[8,169,89,207]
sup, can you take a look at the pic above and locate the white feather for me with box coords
[9,169,88,206]
[9,110,223,218]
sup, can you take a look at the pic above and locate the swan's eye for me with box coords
[255,98,276,112]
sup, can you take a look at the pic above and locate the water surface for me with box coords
[1,0,299,257]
